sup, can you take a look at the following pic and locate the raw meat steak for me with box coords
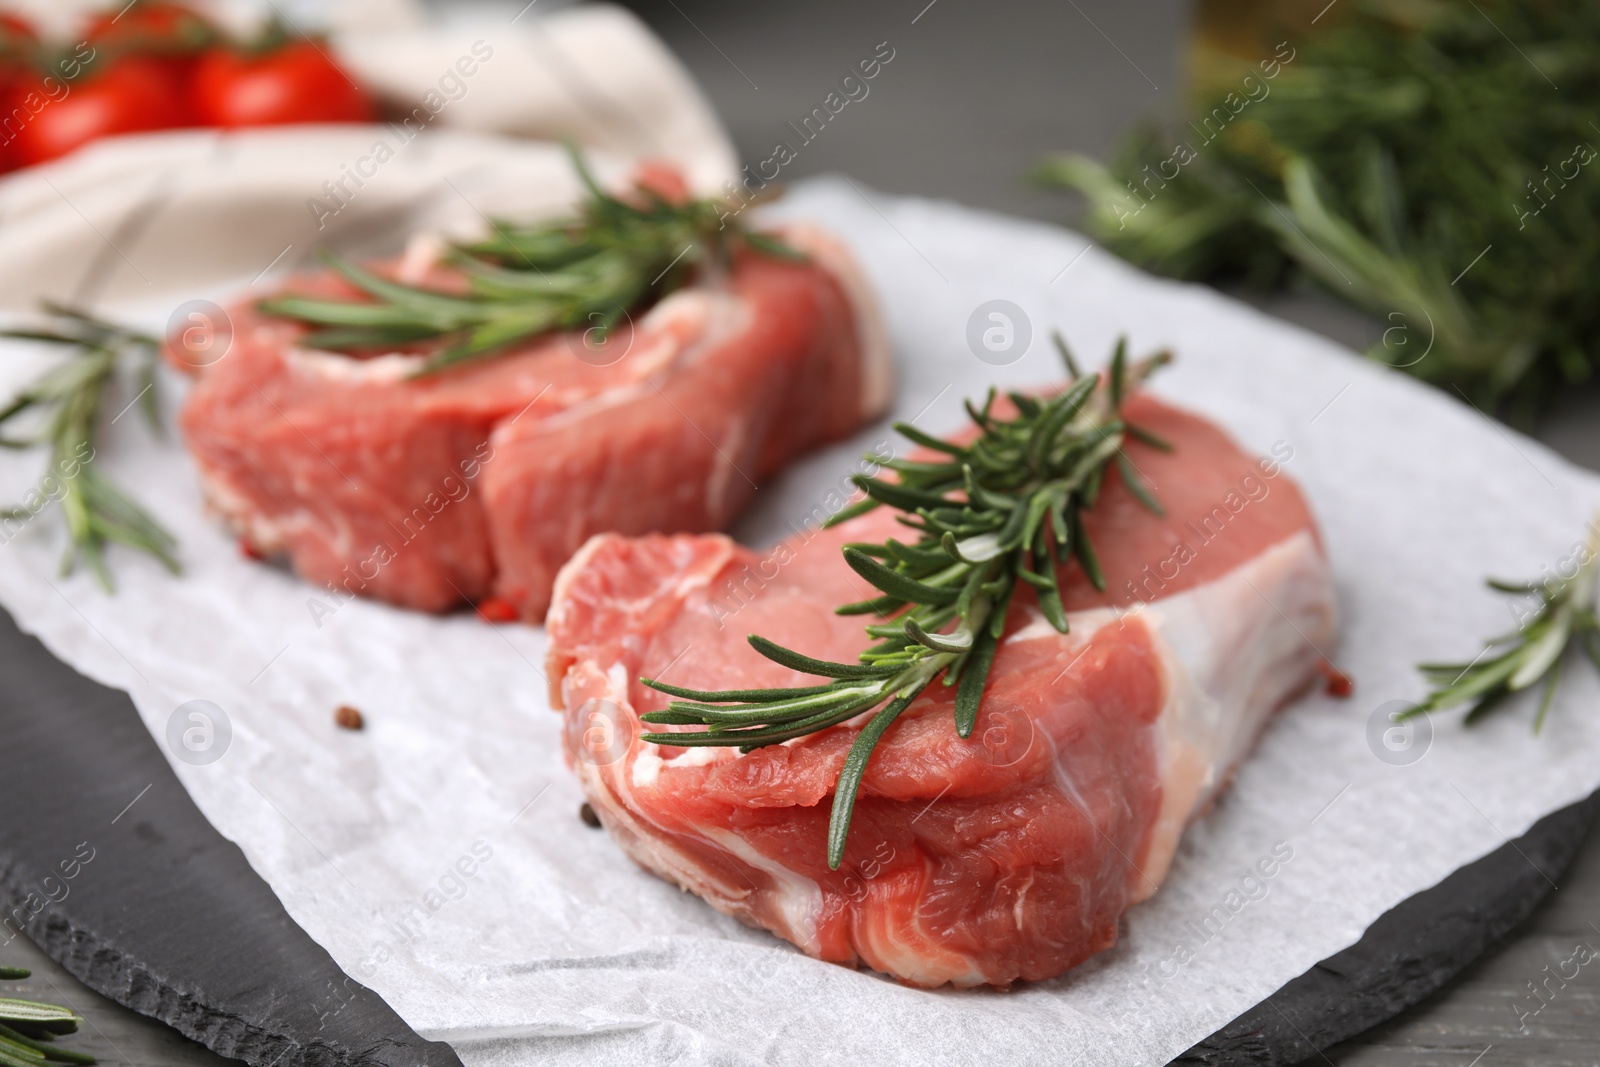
[545,392,1336,987]
[174,224,889,618]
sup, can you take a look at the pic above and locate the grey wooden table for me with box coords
[10,0,1599,1064]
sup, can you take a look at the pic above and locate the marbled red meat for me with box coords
[174,224,888,618]
[545,393,1336,987]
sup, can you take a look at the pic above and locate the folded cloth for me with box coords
[334,5,737,193]
[0,3,737,309]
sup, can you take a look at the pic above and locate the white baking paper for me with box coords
[0,173,1595,1067]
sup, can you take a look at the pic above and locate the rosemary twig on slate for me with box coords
[640,335,1171,868]
[0,967,96,1065]
[0,304,177,591]
[1401,523,1600,733]
[260,146,800,376]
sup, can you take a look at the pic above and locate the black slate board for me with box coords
[0,604,462,1067]
[0,597,1591,1067]
[1179,788,1600,1066]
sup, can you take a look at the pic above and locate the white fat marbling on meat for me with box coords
[630,748,662,789]
[395,232,448,284]
[570,657,756,915]
[702,828,825,957]
[851,857,986,988]
[1003,533,1332,905]
[633,743,726,792]
[705,416,748,523]
[522,292,749,435]
[545,535,610,638]
[193,467,295,552]
[606,661,630,697]
[287,348,424,381]
[1125,531,1334,897]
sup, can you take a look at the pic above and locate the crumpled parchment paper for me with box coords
[0,169,1595,1067]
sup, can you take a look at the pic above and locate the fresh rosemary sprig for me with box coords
[640,336,1171,868]
[259,148,799,376]
[0,967,97,1065]
[1401,524,1600,733]
[0,305,178,591]
[1034,1,1600,419]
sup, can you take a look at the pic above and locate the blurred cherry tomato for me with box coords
[12,55,187,166]
[0,13,39,171]
[84,1,213,102]
[193,41,372,128]
[0,13,39,99]
[84,1,212,58]
[0,12,37,62]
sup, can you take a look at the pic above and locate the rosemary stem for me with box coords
[632,338,1170,865]
[1403,517,1600,729]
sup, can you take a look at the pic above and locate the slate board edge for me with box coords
[1,568,1592,1067]
[1176,787,1600,1065]
[3,893,458,1067]
[0,603,464,1067]
[15,777,1595,1067]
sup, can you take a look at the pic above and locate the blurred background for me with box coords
[1,0,1597,1063]
[500,0,1600,467]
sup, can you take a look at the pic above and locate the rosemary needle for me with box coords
[1401,523,1600,733]
[640,336,1171,869]
[259,146,801,376]
[1033,2,1600,418]
[0,968,96,1064]
[0,304,178,591]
